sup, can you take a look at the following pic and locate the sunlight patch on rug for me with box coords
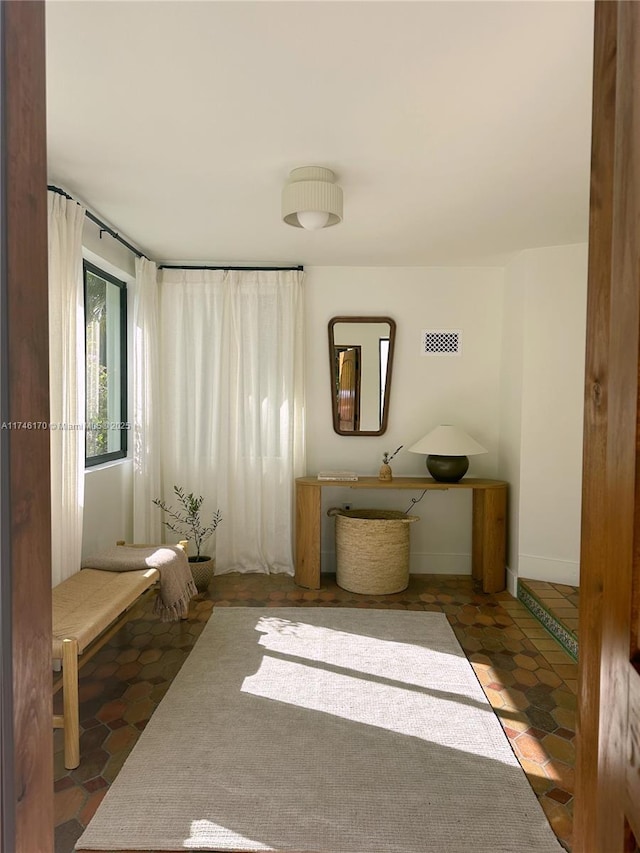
[184,820,270,850]
[242,650,506,763]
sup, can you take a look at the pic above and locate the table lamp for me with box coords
[408,424,487,483]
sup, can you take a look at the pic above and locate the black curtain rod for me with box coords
[48,186,303,272]
[47,184,148,260]
[159,264,304,272]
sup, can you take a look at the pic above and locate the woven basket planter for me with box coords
[328,508,418,595]
[189,556,215,592]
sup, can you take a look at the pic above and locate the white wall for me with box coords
[498,243,587,589]
[515,244,588,586]
[498,252,527,593]
[79,247,587,591]
[82,460,133,557]
[304,266,504,573]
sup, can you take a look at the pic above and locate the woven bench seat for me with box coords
[52,568,159,658]
[53,539,190,769]
[52,563,163,770]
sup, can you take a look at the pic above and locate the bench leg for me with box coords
[62,638,80,770]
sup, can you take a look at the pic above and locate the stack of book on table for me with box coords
[317,471,359,481]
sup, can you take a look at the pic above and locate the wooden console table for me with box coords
[295,476,508,593]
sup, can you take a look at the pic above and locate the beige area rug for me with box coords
[76,607,563,852]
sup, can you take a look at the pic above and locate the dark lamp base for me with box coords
[426,454,469,483]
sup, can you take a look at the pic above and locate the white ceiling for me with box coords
[45,0,594,267]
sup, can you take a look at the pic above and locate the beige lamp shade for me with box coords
[282,166,343,229]
[408,424,487,482]
[408,424,487,456]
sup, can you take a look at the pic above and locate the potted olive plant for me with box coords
[153,486,222,592]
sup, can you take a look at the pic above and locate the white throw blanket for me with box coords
[81,545,197,621]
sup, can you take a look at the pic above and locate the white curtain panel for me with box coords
[159,268,305,574]
[132,257,162,542]
[48,191,86,586]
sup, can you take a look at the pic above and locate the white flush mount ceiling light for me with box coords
[282,166,343,230]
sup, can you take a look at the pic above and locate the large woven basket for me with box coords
[328,508,418,595]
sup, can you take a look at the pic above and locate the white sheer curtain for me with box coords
[48,191,86,586]
[132,257,162,542]
[159,268,305,573]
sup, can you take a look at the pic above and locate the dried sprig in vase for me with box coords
[378,445,403,481]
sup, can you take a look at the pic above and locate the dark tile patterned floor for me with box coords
[56,573,576,853]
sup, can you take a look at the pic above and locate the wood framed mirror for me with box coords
[328,316,396,435]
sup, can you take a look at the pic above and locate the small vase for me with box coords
[378,463,392,481]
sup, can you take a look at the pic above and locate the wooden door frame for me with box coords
[0,2,637,852]
[335,345,361,431]
[0,2,53,851]
[575,1,640,849]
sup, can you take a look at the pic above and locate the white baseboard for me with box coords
[506,566,518,598]
[517,554,580,586]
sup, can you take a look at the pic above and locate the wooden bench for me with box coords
[52,540,188,769]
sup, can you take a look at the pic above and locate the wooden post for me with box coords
[575,1,640,847]
[295,481,322,589]
[0,2,52,851]
[472,487,507,594]
[61,639,80,770]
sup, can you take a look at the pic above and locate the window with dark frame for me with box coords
[84,261,128,467]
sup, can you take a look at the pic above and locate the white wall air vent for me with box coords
[421,329,462,356]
